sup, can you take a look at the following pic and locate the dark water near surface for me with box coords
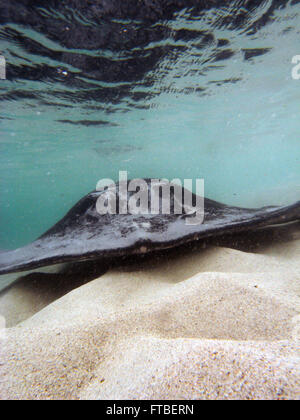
[0,0,300,250]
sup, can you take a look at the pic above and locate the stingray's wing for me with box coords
[0,193,299,275]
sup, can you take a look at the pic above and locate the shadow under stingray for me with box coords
[0,220,299,328]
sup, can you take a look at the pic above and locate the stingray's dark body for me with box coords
[0,180,299,275]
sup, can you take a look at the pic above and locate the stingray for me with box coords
[0,179,299,275]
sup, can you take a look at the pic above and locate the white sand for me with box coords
[0,233,299,400]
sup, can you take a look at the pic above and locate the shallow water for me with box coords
[0,0,299,251]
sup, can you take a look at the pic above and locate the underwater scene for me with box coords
[0,0,300,252]
[0,0,299,401]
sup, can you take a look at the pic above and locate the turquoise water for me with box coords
[0,1,300,250]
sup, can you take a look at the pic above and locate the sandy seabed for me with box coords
[0,224,299,400]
